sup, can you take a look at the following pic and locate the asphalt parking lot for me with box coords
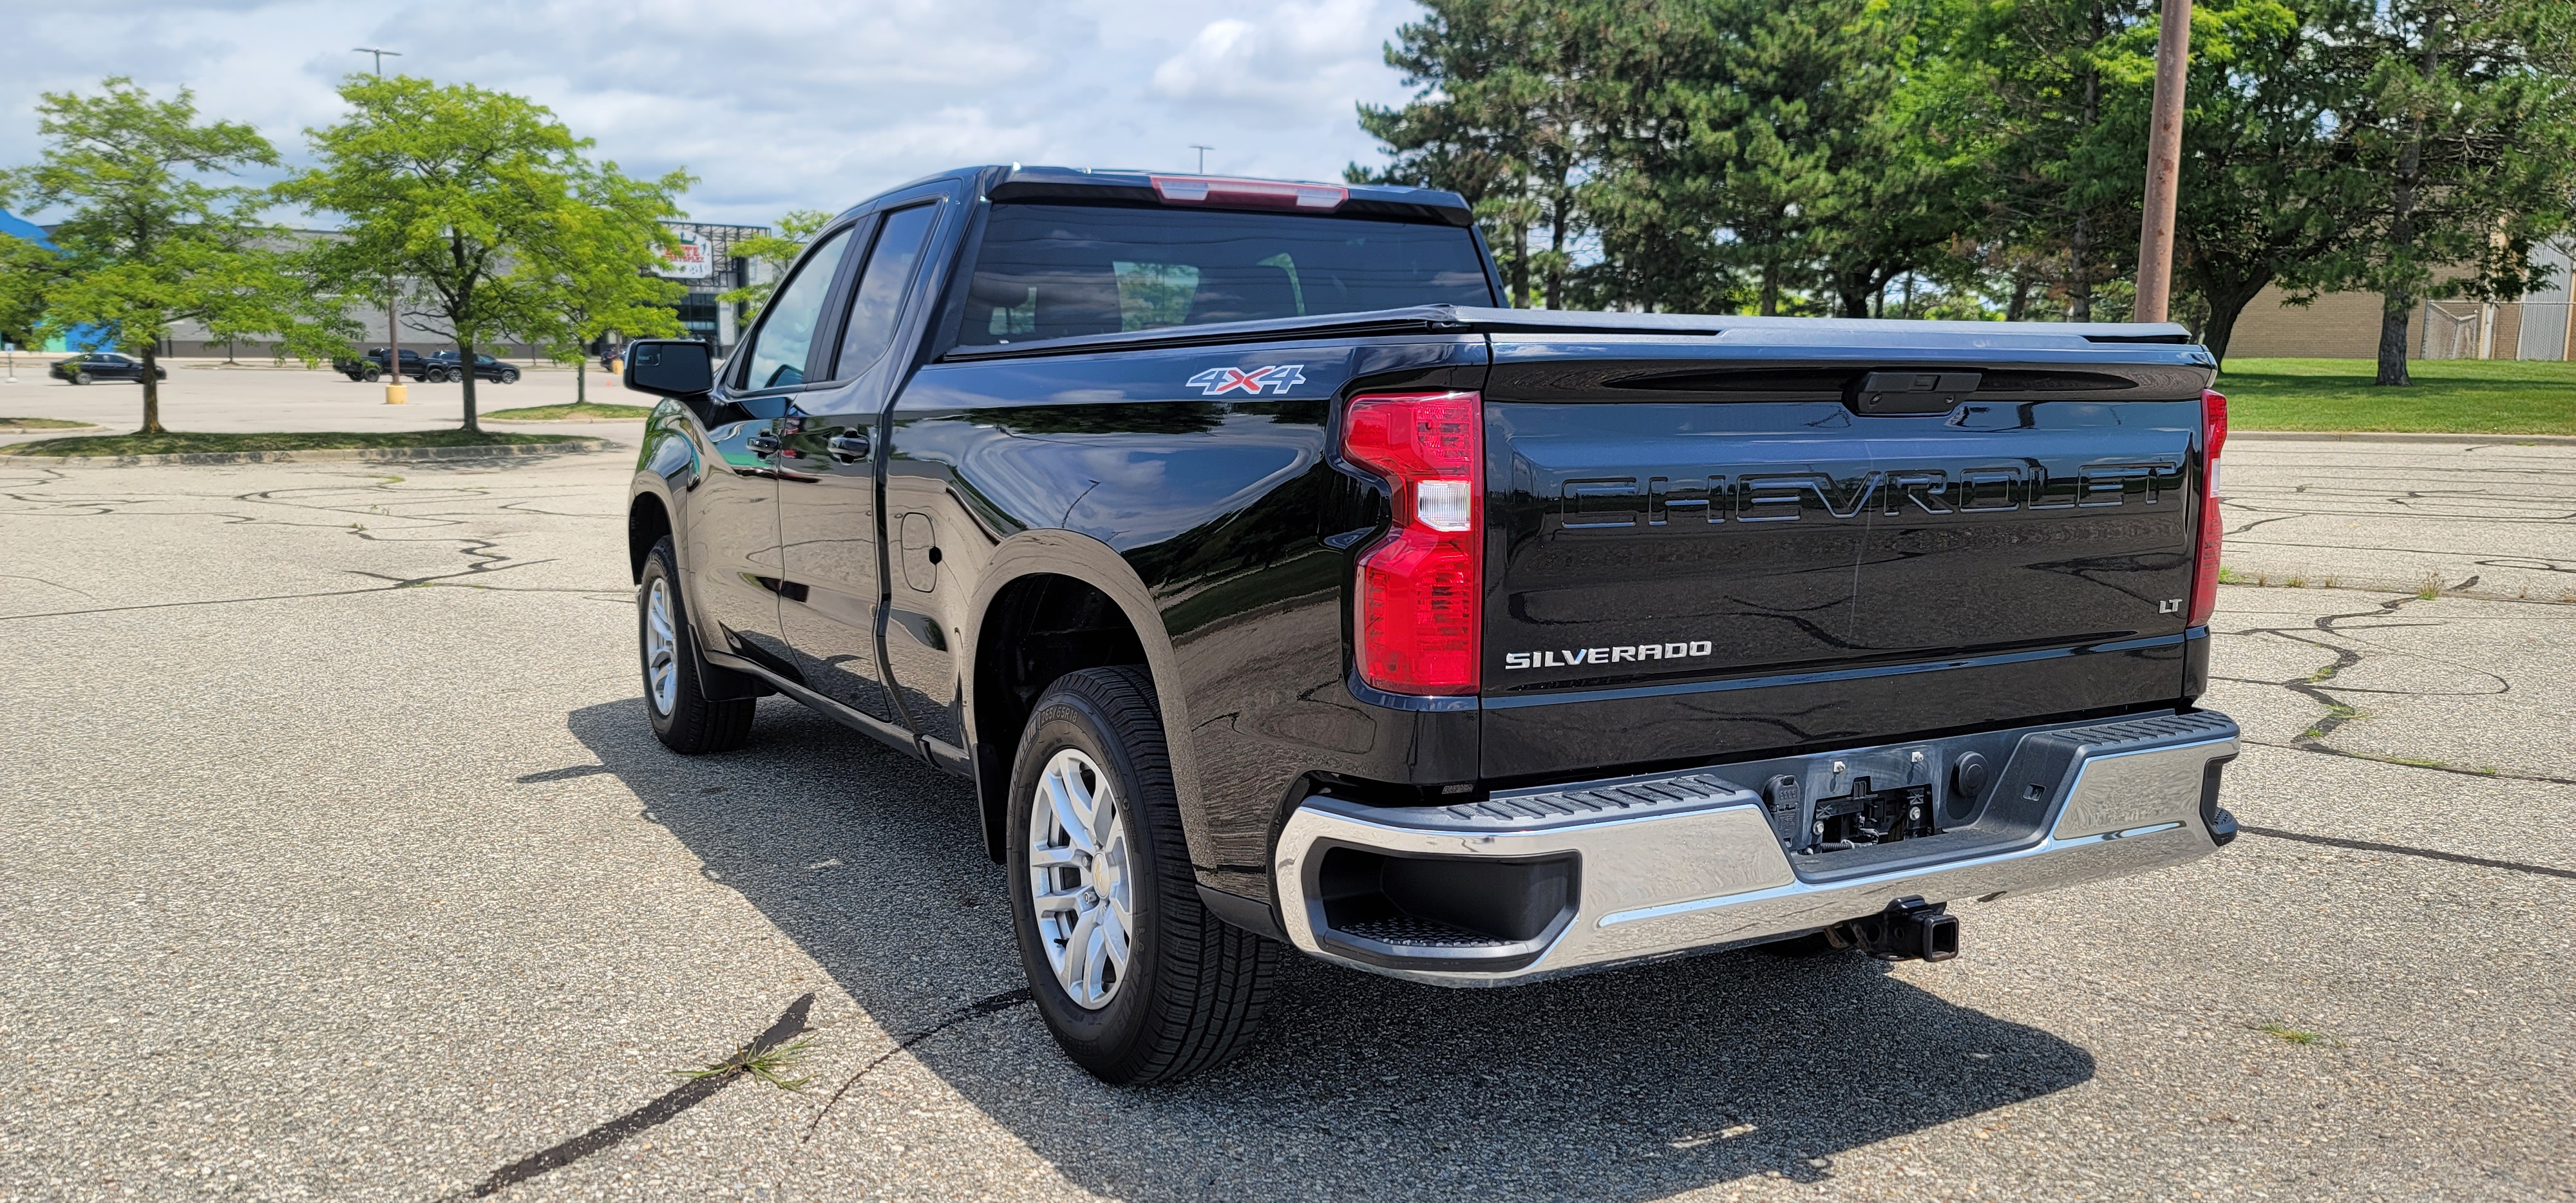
[3,422,2571,1200]
[0,355,605,442]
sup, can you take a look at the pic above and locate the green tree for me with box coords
[1353,0,1600,308]
[716,209,833,321]
[0,78,320,432]
[2129,0,2373,363]
[527,166,692,404]
[2291,0,2576,384]
[1949,0,2157,320]
[283,76,680,431]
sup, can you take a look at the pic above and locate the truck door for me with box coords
[777,198,947,744]
[686,221,858,673]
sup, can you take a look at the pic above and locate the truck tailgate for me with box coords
[1478,332,2216,781]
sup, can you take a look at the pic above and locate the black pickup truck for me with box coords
[620,166,2240,1084]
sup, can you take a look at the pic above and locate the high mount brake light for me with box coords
[2189,388,2228,627]
[1150,175,1348,211]
[1342,391,1482,696]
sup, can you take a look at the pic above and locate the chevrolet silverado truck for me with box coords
[618,166,2241,1084]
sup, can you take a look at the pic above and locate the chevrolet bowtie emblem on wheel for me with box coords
[1188,365,1306,396]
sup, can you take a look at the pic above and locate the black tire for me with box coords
[638,536,755,754]
[72,371,91,385]
[1009,667,1276,1084]
[363,366,382,383]
[500,369,520,384]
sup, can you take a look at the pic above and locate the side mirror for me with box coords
[623,339,714,398]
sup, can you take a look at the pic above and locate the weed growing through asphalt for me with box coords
[2258,1023,2341,1048]
[2286,574,2308,588]
[2300,703,2361,740]
[674,1036,815,1093]
[2418,573,2443,601]
[2217,565,2243,585]
[2387,757,2448,769]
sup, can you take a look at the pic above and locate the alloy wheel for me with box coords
[643,577,679,716]
[1027,748,1134,1009]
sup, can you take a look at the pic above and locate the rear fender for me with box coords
[965,530,1199,866]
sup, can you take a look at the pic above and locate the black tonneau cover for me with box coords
[940,304,2211,379]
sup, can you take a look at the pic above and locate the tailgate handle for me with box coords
[1852,371,1981,415]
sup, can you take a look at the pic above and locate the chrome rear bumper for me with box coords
[1273,711,2239,985]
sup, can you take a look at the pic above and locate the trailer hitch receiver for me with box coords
[1829,896,1960,962]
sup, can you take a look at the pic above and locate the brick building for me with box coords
[2223,241,2574,361]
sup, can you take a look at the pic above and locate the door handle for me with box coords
[827,433,871,463]
[745,430,782,455]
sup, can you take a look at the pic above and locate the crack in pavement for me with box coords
[2239,826,2576,882]
[457,994,817,1200]
[2217,580,2562,783]
[800,988,1034,1144]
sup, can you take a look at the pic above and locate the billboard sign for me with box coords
[654,228,711,279]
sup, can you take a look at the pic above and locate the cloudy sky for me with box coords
[2,0,1426,228]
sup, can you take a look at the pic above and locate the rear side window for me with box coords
[835,204,939,375]
[956,202,1493,346]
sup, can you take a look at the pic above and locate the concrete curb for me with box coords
[2233,430,2576,446]
[5,438,611,468]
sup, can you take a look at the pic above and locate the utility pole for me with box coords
[2133,1,2191,323]
[1189,145,1213,173]
[355,48,406,403]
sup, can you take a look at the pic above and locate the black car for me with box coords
[333,348,432,383]
[426,351,521,384]
[51,352,165,384]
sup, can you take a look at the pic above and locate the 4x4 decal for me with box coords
[1187,365,1306,396]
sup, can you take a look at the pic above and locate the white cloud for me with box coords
[0,0,1425,227]
[1150,0,1398,122]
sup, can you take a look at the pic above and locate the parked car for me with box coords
[51,352,165,384]
[426,350,521,384]
[621,166,2241,1085]
[332,348,432,382]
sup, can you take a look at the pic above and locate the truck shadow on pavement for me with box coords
[566,698,2096,1200]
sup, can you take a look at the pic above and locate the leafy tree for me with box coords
[0,79,325,432]
[1353,0,1599,308]
[283,76,686,431]
[2126,0,2373,363]
[527,166,692,404]
[1946,0,2159,321]
[716,209,833,321]
[2290,0,2576,384]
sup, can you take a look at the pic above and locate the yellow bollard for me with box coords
[384,381,408,405]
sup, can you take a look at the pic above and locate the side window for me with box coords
[834,204,938,377]
[737,225,853,392]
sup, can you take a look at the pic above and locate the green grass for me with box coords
[1,429,589,457]
[480,401,656,421]
[2219,357,2576,435]
[673,1036,815,1093]
[2258,1023,2341,1048]
[0,417,95,430]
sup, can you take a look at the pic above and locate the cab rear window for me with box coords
[956,202,1493,346]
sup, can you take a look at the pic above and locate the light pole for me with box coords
[2133,1,2191,324]
[354,48,407,403]
[1189,145,1213,173]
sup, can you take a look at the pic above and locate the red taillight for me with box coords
[1343,391,1482,695]
[2188,389,2227,626]
[1150,175,1347,211]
